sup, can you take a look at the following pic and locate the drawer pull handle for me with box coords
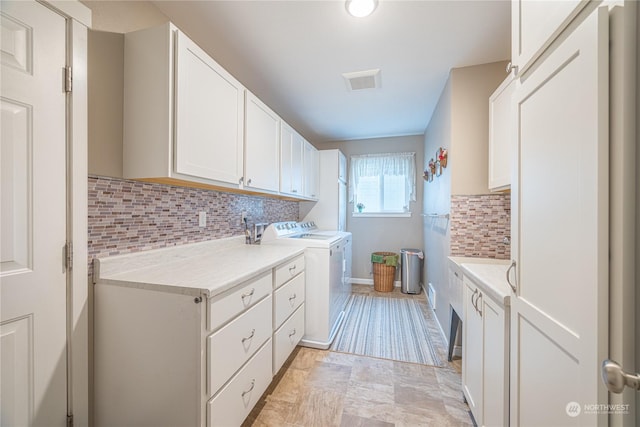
[241,288,255,301]
[289,329,296,337]
[241,329,256,343]
[241,379,255,397]
[289,293,297,302]
[289,265,297,273]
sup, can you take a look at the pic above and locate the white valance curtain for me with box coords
[349,152,417,203]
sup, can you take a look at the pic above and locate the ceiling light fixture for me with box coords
[345,0,378,18]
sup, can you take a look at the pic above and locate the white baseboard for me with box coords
[351,278,401,287]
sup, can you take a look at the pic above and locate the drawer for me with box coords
[274,255,305,290]
[273,304,304,375]
[273,272,305,329]
[207,295,272,397]
[208,271,271,331]
[207,339,272,427]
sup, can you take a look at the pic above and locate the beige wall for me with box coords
[451,61,508,195]
[88,30,124,177]
[83,1,168,177]
[423,61,507,340]
[81,0,167,33]
[315,135,425,282]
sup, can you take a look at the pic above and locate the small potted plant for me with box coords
[356,202,365,213]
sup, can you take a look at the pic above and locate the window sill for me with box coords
[352,212,412,218]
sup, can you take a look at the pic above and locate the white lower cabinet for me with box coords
[94,254,306,427]
[208,295,273,396]
[272,256,306,375]
[273,305,305,373]
[462,275,509,427]
[207,339,273,427]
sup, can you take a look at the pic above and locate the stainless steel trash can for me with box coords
[400,248,424,294]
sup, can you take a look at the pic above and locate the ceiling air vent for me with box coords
[342,68,381,91]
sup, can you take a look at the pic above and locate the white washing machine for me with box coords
[261,221,352,349]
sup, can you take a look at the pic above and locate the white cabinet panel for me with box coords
[274,255,305,289]
[207,295,272,397]
[274,273,305,329]
[462,278,483,422]
[124,23,245,188]
[280,122,304,196]
[303,140,319,199]
[512,0,588,74]
[245,91,280,192]
[208,271,271,332]
[510,7,609,425]
[462,274,509,427]
[488,73,515,191]
[175,31,244,184]
[207,340,273,427]
[273,305,304,374]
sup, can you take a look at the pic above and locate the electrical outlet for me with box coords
[198,212,206,227]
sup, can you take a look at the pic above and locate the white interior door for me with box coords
[510,7,609,426]
[1,1,68,425]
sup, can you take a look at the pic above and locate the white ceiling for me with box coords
[151,0,511,143]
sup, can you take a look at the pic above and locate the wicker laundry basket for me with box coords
[372,252,398,292]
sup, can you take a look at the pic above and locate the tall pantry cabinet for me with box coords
[504,1,632,425]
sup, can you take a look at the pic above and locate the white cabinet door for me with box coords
[481,296,508,427]
[303,141,319,199]
[512,0,588,74]
[245,91,280,192]
[175,31,244,185]
[462,279,483,423]
[488,73,515,191]
[280,122,303,196]
[509,8,608,426]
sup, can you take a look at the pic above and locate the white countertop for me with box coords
[459,261,512,307]
[94,236,305,298]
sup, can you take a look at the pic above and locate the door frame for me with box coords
[608,1,637,426]
[39,1,90,425]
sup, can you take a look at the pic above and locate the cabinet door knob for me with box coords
[241,379,256,397]
[506,260,517,293]
[241,329,256,343]
[241,288,255,301]
[506,61,518,74]
[471,288,479,312]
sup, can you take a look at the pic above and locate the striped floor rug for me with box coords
[331,294,444,367]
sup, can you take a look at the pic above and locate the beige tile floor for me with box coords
[244,285,472,427]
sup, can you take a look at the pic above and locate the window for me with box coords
[349,152,416,216]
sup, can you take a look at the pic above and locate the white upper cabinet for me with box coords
[123,23,245,188]
[512,0,589,75]
[280,122,304,196]
[303,141,319,200]
[244,91,280,193]
[175,31,245,184]
[488,72,515,191]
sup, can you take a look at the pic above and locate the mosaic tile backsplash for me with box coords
[450,193,511,259]
[88,175,299,276]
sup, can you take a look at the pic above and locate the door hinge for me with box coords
[67,413,73,427]
[64,66,72,93]
[64,241,73,270]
